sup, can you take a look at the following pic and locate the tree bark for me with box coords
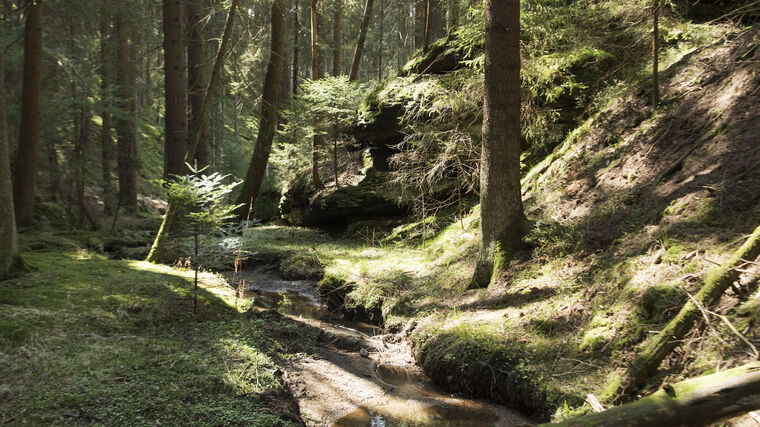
[292,0,300,95]
[235,0,287,221]
[99,16,116,215]
[187,0,210,168]
[13,0,43,225]
[348,0,374,82]
[0,23,26,280]
[333,0,342,75]
[310,0,324,189]
[545,362,760,427]
[115,7,138,209]
[423,0,431,51]
[147,0,240,263]
[377,0,383,81]
[163,0,188,178]
[471,0,525,289]
[618,224,760,398]
[652,0,660,106]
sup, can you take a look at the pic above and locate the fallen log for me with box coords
[544,362,760,427]
[617,224,760,397]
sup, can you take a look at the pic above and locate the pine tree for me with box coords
[471,0,525,289]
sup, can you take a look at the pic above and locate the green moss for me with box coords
[639,285,686,324]
[0,251,301,425]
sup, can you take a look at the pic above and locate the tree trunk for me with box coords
[470,0,524,289]
[333,0,342,75]
[310,0,324,189]
[115,8,138,209]
[163,0,187,178]
[147,0,240,263]
[348,0,374,82]
[235,0,287,221]
[13,0,43,225]
[292,0,300,95]
[652,0,660,106]
[423,0,431,51]
[99,16,116,215]
[187,0,210,168]
[310,0,320,79]
[545,362,760,427]
[0,23,26,280]
[618,224,760,398]
[377,0,383,81]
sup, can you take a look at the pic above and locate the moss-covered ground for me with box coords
[0,249,305,425]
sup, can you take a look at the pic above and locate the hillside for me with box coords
[247,23,760,421]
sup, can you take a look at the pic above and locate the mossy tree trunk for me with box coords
[618,224,760,397]
[235,0,287,221]
[470,0,525,289]
[546,362,760,427]
[0,24,26,280]
[13,0,43,226]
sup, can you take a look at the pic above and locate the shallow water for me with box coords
[225,268,529,427]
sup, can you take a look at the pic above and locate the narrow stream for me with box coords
[225,268,530,426]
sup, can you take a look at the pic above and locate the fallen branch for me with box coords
[545,362,760,426]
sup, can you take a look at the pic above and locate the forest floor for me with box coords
[0,250,305,425]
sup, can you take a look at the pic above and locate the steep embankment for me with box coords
[250,25,760,422]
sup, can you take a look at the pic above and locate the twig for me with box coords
[685,290,758,359]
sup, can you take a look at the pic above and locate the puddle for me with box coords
[331,397,503,427]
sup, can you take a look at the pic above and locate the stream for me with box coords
[225,268,530,426]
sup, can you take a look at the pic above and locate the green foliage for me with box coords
[163,164,242,233]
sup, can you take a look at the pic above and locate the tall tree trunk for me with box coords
[0,24,25,279]
[310,0,324,189]
[377,0,383,81]
[115,7,138,209]
[652,0,660,105]
[187,0,210,169]
[236,0,287,221]
[163,0,187,178]
[147,0,241,263]
[99,16,115,215]
[333,0,342,75]
[292,0,300,94]
[13,0,43,225]
[423,0,431,51]
[348,0,374,82]
[471,0,524,289]
[310,0,320,79]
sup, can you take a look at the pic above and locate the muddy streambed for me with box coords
[225,268,530,426]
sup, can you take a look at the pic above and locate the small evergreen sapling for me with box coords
[164,164,242,314]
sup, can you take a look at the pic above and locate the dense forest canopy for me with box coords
[2,0,760,425]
